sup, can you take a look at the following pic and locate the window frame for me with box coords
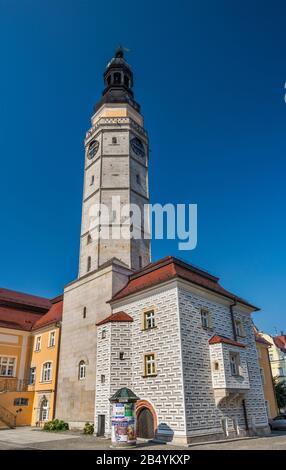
[229,352,240,376]
[144,310,155,330]
[101,374,105,384]
[14,398,29,406]
[29,367,36,385]
[234,319,245,337]
[35,335,42,352]
[79,360,86,380]
[201,308,211,329]
[48,331,56,348]
[0,356,16,377]
[41,362,52,383]
[144,353,157,377]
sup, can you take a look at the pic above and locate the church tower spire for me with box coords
[78,48,151,277]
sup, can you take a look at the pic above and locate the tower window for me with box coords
[107,75,111,85]
[113,72,121,84]
[90,175,95,186]
[136,174,141,184]
[79,361,86,380]
[124,75,129,87]
[87,256,91,272]
[139,256,142,269]
[83,307,87,319]
[87,233,92,245]
[112,136,117,144]
[119,352,124,360]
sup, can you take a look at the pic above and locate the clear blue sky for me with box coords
[0,1,285,334]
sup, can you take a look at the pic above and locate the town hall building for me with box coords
[0,48,270,444]
[55,48,270,444]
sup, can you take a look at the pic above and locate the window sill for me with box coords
[202,326,213,331]
[142,374,157,378]
[47,345,55,349]
[34,350,41,353]
[142,326,157,332]
[39,380,52,384]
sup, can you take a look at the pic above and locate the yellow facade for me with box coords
[29,325,60,425]
[0,320,61,427]
[256,338,278,419]
[261,333,286,382]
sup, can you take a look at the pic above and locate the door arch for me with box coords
[136,407,154,439]
[39,398,49,422]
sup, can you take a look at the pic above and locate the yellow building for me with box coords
[260,332,286,383]
[255,330,278,419]
[0,288,62,428]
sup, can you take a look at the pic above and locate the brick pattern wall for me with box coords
[178,286,268,437]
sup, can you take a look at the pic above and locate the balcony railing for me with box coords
[0,404,16,428]
[0,378,30,393]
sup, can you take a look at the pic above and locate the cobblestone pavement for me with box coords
[0,427,285,450]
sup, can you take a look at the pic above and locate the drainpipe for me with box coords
[52,321,62,420]
[229,300,249,433]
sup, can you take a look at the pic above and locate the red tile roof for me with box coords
[0,287,51,311]
[273,335,286,354]
[209,335,246,348]
[0,287,62,332]
[97,311,133,326]
[0,306,45,331]
[32,298,63,330]
[111,256,258,310]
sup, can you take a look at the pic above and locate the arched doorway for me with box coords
[136,407,154,439]
[39,398,49,422]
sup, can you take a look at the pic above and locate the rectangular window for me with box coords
[201,309,211,329]
[49,331,56,348]
[112,136,117,144]
[0,357,16,377]
[35,336,41,352]
[235,320,244,337]
[277,367,284,377]
[144,353,156,376]
[29,367,36,385]
[14,398,29,406]
[42,362,52,382]
[102,329,106,339]
[90,175,95,186]
[119,352,124,360]
[144,310,155,330]
[101,374,105,384]
[229,352,240,376]
[269,353,274,361]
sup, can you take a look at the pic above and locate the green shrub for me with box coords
[83,422,94,435]
[43,419,69,432]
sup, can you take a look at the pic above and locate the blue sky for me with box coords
[0,0,285,334]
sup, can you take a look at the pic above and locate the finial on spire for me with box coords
[115,46,124,58]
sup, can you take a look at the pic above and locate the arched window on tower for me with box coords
[78,361,86,380]
[87,233,92,245]
[113,72,121,84]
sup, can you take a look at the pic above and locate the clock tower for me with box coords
[56,49,151,428]
[79,47,151,277]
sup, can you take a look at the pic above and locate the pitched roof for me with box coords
[0,287,51,311]
[209,335,246,348]
[254,331,272,347]
[96,311,133,326]
[273,335,286,354]
[32,297,63,330]
[111,256,258,310]
[0,306,45,331]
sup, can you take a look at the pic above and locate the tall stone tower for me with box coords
[56,49,151,427]
[79,47,150,277]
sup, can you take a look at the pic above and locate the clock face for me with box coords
[88,140,99,159]
[130,137,145,158]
